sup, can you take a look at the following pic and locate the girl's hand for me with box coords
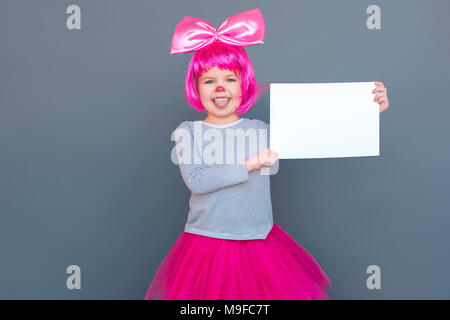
[245,148,279,173]
[373,81,390,113]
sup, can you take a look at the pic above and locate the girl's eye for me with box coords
[204,79,236,84]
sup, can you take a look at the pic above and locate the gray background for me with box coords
[1,0,449,299]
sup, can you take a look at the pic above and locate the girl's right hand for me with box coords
[245,148,279,173]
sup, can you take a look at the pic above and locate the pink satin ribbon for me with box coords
[170,8,265,54]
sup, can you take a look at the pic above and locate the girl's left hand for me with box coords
[373,81,390,113]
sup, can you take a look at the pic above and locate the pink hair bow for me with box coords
[170,8,265,54]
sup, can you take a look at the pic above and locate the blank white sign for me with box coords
[270,82,379,159]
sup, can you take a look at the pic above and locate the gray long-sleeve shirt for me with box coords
[171,117,274,240]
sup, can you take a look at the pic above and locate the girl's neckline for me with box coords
[199,118,245,128]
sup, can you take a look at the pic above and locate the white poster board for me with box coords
[270,82,379,159]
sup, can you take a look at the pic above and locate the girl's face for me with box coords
[197,66,242,118]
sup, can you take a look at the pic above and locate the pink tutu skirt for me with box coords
[145,224,331,300]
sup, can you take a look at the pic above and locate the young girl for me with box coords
[145,8,389,300]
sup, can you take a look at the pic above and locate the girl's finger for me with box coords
[373,93,386,101]
[372,87,387,93]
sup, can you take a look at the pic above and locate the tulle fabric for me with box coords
[145,224,331,300]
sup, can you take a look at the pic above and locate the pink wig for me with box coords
[184,42,267,115]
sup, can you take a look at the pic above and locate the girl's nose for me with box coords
[215,86,225,92]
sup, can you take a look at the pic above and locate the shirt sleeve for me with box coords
[172,122,249,194]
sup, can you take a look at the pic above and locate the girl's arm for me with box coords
[173,122,249,194]
[179,162,249,194]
